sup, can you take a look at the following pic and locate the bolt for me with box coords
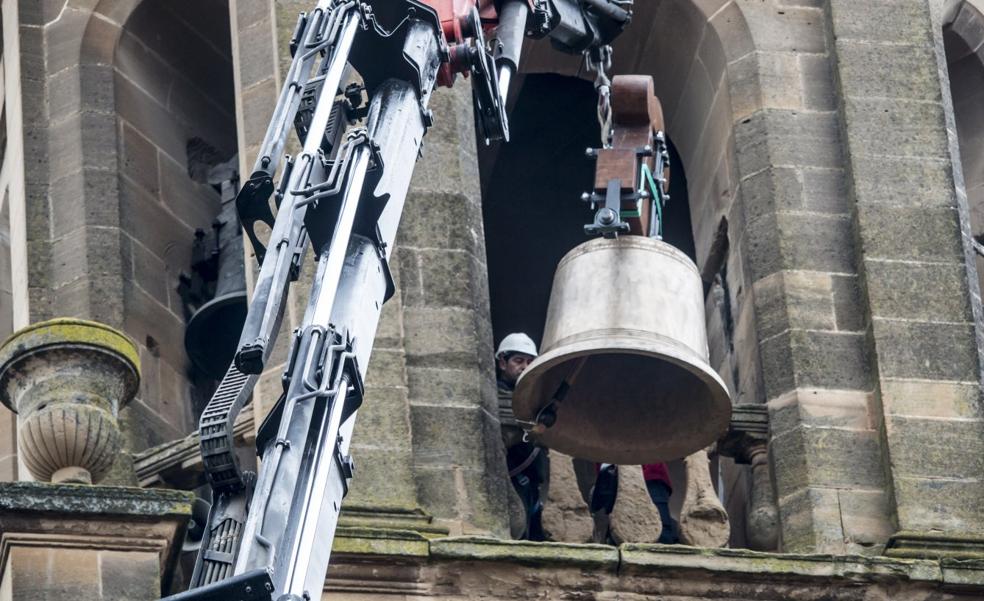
[538,406,558,429]
[598,208,617,225]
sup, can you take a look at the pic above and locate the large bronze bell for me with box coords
[513,236,732,464]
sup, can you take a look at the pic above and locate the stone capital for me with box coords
[717,404,769,464]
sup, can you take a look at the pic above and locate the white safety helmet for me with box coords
[496,332,538,359]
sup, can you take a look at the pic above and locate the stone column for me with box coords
[719,405,779,551]
[728,0,896,554]
[0,482,192,601]
[826,0,984,556]
[231,3,510,536]
[398,84,511,537]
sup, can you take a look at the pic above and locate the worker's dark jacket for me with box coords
[498,378,548,540]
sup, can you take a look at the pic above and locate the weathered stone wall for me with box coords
[113,1,237,448]
[229,0,511,535]
[827,0,984,550]
[731,0,893,554]
[3,0,983,567]
[325,534,984,600]
[396,86,510,536]
[113,1,237,447]
[0,482,193,601]
[0,0,27,482]
[10,0,238,460]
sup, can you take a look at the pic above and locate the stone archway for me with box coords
[19,0,240,455]
[944,0,984,295]
[515,1,769,416]
[111,0,238,447]
[507,0,896,554]
[507,0,768,549]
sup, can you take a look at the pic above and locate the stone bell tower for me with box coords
[0,0,983,600]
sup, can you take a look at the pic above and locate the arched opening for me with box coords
[479,72,697,540]
[113,0,239,449]
[944,0,984,297]
[480,0,763,547]
[480,73,695,352]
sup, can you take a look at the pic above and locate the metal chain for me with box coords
[585,45,614,147]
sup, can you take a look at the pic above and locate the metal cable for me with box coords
[584,45,614,147]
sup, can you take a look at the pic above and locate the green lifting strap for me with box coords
[641,162,665,238]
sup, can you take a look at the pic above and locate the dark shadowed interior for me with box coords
[479,73,695,350]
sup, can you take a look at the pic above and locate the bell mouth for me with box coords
[185,292,249,379]
[513,335,732,464]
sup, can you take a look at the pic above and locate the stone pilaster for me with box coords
[0,482,192,601]
[724,0,895,554]
[345,263,424,515]
[234,3,509,536]
[827,0,984,556]
[397,83,511,537]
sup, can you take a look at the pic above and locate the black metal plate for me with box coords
[163,568,274,601]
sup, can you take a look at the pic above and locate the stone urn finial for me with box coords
[0,318,140,485]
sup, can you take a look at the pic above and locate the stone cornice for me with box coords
[0,482,193,586]
[888,531,984,560]
[0,481,194,516]
[325,531,984,597]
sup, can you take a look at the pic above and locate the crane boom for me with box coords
[164,2,632,600]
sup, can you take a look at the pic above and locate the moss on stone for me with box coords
[337,504,450,538]
[0,481,193,518]
[333,526,430,558]
[429,536,619,570]
[0,318,141,377]
[620,542,946,583]
[321,532,984,592]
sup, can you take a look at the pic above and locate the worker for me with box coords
[643,462,679,544]
[495,332,548,541]
[590,462,679,544]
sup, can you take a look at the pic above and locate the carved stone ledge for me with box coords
[325,534,984,599]
[336,505,449,538]
[133,410,254,489]
[718,403,769,461]
[0,481,192,600]
[887,531,984,560]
